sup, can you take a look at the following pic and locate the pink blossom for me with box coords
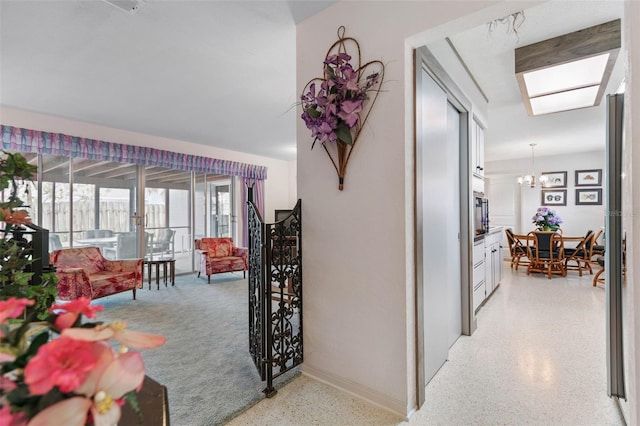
[0,405,27,426]
[0,298,34,324]
[22,398,90,426]
[0,352,15,364]
[50,297,104,330]
[0,376,17,392]
[28,344,145,426]
[24,337,98,395]
[62,321,166,349]
[0,208,31,225]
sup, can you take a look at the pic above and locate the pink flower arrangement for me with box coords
[0,297,165,425]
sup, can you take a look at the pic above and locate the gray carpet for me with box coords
[97,272,297,426]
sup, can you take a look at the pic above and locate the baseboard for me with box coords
[301,364,409,421]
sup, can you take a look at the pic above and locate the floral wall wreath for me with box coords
[300,26,385,190]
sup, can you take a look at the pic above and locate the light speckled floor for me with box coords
[227,263,625,425]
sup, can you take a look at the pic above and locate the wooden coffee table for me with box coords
[120,375,169,425]
[144,259,176,290]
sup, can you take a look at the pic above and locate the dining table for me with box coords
[513,233,584,249]
[514,232,592,278]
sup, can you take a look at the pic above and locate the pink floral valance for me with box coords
[1,125,267,180]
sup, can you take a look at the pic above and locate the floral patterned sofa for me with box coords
[195,238,248,283]
[50,246,143,300]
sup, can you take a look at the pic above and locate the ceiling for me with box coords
[0,0,334,162]
[0,1,625,164]
[446,0,624,162]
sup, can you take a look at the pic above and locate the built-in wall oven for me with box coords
[474,194,489,236]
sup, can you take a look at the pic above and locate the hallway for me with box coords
[227,263,626,425]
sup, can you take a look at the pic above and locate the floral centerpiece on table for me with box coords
[300,26,384,190]
[0,296,165,425]
[532,207,563,231]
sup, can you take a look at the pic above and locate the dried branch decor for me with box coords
[300,26,385,190]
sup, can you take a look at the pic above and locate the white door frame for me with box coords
[414,46,473,406]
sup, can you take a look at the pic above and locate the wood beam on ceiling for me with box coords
[515,19,621,116]
[23,153,38,165]
[80,163,136,179]
[146,174,191,186]
[144,168,188,178]
[206,174,229,182]
[41,157,70,174]
[96,166,138,180]
[72,159,108,173]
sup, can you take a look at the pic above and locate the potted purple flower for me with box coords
[532,207,563,231]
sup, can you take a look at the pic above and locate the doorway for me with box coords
[413,1,628,422]
[209,180,233,238]
[415,48,469,390]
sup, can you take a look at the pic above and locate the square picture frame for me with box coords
[541,171,567,188]
[541,189,567,206]
[575,188,603,205]
[575,169,602,186]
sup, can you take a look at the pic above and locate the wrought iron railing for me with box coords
[247,198,302,396]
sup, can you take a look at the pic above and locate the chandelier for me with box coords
[517,143,547,188]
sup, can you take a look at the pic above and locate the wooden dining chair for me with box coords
[526,231,566,279]
[505,228,528,270]
[564,230,594,276]
[593,256,605,286]
[590,229,604,261]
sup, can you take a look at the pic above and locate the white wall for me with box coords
[296,0,535,417]
[0,106,293,227]
[287,159,297,207]
[486,150,606,237]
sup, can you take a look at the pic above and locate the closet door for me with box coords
[446,102,462,348]
[418,70,462,384]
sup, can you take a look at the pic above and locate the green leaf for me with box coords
[334,124,353,145]
[324,64,335,78]
[26,331,50,357]
[7,383,33,406]
[306,107,321,118]
[124,391,144,425]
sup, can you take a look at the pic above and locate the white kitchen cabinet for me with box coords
[472,238,485,312]
[471,118,485,178]
[484,229,502,297]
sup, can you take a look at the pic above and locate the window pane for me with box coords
[41,154,71,247]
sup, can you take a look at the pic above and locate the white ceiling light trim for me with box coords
[530,86,600,115]
[515,20,620,116]
[522,53,609,97]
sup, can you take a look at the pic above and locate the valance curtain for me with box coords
[240,178,264,247]
[1,125,267,179]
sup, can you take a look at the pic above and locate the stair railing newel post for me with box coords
[301,26,385,191]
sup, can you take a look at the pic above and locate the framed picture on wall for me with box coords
[541,171,567,188]
[541,189,567,206]
[575,188,603,205]
[575,169,602,186]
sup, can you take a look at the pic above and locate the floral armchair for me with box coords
[195,238,248,283]
[50,246,143,300]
